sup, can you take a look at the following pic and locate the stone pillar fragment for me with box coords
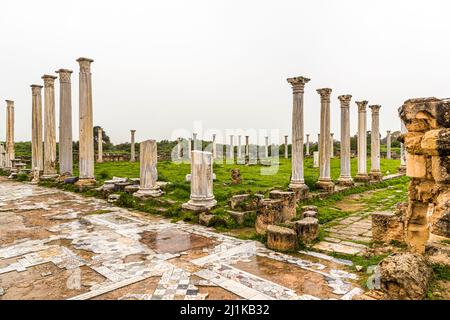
[305,134,310,156]
[182,151,217,211]
[355,100,370,182]
[386,130,392,159]
[330,133,334,158]
[56,69,73,176]
[316,88,334,191]
[130,130,136,162]
[287,76,310,197]
[212,134,216,158]
[284,135,289,159]
[264,136,269,159]
[31,85,44,172]
[97,128,103,163]
[133,140,163,199]
[370,105,382,180]
[337,95,354,186]
[75,57,96,187]
[5,100,14,168]
[41,75,58,179]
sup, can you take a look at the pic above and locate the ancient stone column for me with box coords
[5,100,14,168]
[177,137,182,159]
[287,76,310,197]
[31,85,44,173]
[355,100,370,182]
[182,150,217,211]
[56,69,73,176]
[399,120,407,173]
[75,57,96,187]
[130,130,136,162]
[192,133,198,151]
[264,136,269,159]
[212,134,216,158]
[369,105,382,180]
[305,134,310,156]
[41,75,58,179]
[330,133,335,158]
[316,88,334,191]
[386,130,392,159]
[337,95,354,186]
[97,127,103,163]
[229,135,234,161]
[133,140,163,199]
[237,135,242,158]
[0,144,5,168]
[188,138,192,159]
[284,135,289,158]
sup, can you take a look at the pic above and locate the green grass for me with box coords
[427,264,450,300]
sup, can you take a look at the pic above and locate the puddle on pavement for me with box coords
[0,263,105,300]
[233,255,341,299]
[139,229,216,254]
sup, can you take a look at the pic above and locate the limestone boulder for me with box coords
[267,225,297,252]
[229,194,263,211]
[294,217,319,244]
[421,129,450,156]
[399,98,450,132]
[378,252,432,300]
[199,213,226,227]
[226,210,253,225]
[230,168,242,184]
[255,199,284,235]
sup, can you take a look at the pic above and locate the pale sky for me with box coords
[1,0,449,145]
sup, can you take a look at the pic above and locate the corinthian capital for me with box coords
[42,74,57,87]
[317,88,332,101]
[369,104,381,114]
[356,100,368,112]
[5,100,14,108]
[55,69,73,83]
[76,57,94,73]
[287,76,310,94]
[31,84,43,96]
[338,94,352,107]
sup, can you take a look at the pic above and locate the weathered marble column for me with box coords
[130,130,136,162]
[56,69,73,176]
[399,120,407,173]
[75,57,96,187]
[386,131,391,159]
[212,134,216,158]
[42,75,58,179]
[229,135,234,161]
[316,88,334,191]
[305,134,310,156]
[337,95,354,186]
[31,85,44,172]
[0,144,5,168]
[287,76,310,196]
[5,100,14,169]
[133,140,163,199]
[284,135,289,158]
[237,135,242,158]
[182,150,217,211]
[355,100,370,182]
[264,136,269,159]
[97,128,103,163]
[188,138,192,159]
[330,133,335,158]
[369,105,382,180]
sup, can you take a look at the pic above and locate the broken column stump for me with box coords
[255,199,284,235]
[267,225,297,252]
[295,217,319,244]
[269,190,297,221]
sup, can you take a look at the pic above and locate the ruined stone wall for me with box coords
[399,97,450,253]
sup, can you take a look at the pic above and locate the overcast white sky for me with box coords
[1,0,449,145]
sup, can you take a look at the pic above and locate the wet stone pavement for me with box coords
[0,178,363,300]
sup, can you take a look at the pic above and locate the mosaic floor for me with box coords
[0,178,363,300]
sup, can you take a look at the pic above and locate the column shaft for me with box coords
[305,134,310,156]
[56,69,73,175]
[31,86,43,172]
[130,130,136,162]
[337,95,353,186]
[316,88,334,191]
[42,75,58,178]
[133,140,162,198]
[370,105,382,180]
[355,101,369,182]
[97,128,103,162]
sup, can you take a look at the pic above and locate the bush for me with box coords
[16,173,29,182]
[97,170,111,180]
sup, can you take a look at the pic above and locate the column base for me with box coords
[182,197,217,212]
[316,179,335,192]
[370,171,383,181]
[398,165,407,174]
[354,174,370,183]
[288,182,309,201]
[133,187,164,199]
[75,178,97,188]
[336,177,355,187]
